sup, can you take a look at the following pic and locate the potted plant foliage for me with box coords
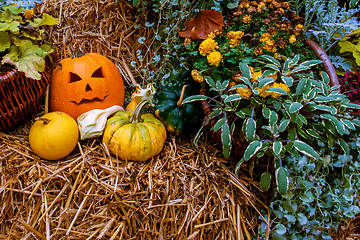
[0,2,58,131]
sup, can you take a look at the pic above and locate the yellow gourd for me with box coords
[103,100,167,161]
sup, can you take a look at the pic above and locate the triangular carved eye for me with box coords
[69,72,82,83]
[91,67,103,78]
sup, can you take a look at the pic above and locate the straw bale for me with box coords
[0,119,269,239]
[38,0,156,89]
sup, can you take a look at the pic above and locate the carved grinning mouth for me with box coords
[71,95,108,105]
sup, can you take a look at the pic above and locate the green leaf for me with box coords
[229,84,248,91]
[30,13,58,27]
[2,39,46,80]
[306,129,321,138]
[244,140,262,161]
[289,102,303,114]
[296,78,307,95]
[298,59,322,68]
[278,119,290,132]
[289,66,308,75]
[260,172,271,191]
[212,118,225,132]
[262,107,271,119]
[239,62,251,79]
[266,88,288,96]
[338,138,350,155]
[341,102,360,109]
[298,114,308,125]
[269,110,278,127]
[314,96,336,102]
[204,76,216,89]
[244,117,256,141]
[258,54,281,68]
[0,32,10,52]
[0,20,20,33]
[221,121,231,159]
[322,114,346,134]
[293,140,319,160]
[276,167,289,195]
[281,76,293,87]
[182,95,208,104]
[224,94,243,102]
[273,141,282,155]
[340,119,356,130]
[257,77,275,89]
[312,105,337,115]
[264,63,280,72]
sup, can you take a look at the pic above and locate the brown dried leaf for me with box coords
[178,9,224,40]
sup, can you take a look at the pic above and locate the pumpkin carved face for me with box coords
[49,53,125,119]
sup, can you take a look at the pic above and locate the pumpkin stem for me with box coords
[35,117,51,124]
[129,100,149,123]
[177,85,187,107]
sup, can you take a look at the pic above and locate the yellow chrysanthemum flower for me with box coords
[25,8,34,19]
[264,39,277,52]
[260,32,271,42]
[207,51,222,66]
[242,15,252,23]
[236,87,252,99]
[253,46,263,55]
[191,69,204,83]
[257,2,266,12]
[259,82,289,98]
[229,38,240,48]
[289,35,296,44]
[184,38,191,46]
[199,38,218,56]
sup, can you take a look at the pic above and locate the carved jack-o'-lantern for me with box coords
[49,53,125,119]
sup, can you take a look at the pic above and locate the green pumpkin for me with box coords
[155,85,203,135]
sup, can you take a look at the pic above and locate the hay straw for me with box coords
[38,0,154,89]
[0,125,268,239]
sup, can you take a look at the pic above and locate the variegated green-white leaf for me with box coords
[264,64,280,72]
[281,76,293,87]
[293,140,319,160]
[340,119,356,130]
[239,62,251,80]
[258,54,281,67]
[265,88,288,96]
[244,140,262,161]
[182,95,208,105]
[225,94,243,102]
[260,172,272,192]
[306,129,321,139]
[212,118,225,132]
[278,119,290,132]
[276,167,289,195]
[204,76,216,89]
[289,102,303,114]
[244,117,256,141]
[262,107,271,119]
[320,71,330,85]
[312,105,337,115]
[208,109,222,119]
[258,77,275,89]
[229,84,249,91]
[273,141,283,155]
[221,121,231,159]
[338,138,350,155]
[296,78,307,95]
[298,59,322,68]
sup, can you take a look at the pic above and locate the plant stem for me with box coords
[35,117,51,124]
[177,85,187,107]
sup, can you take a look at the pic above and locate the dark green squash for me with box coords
[155,85,203,135]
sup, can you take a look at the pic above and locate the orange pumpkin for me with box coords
[49,53,125,119]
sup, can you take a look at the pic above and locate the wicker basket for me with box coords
[0,67,51,131]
